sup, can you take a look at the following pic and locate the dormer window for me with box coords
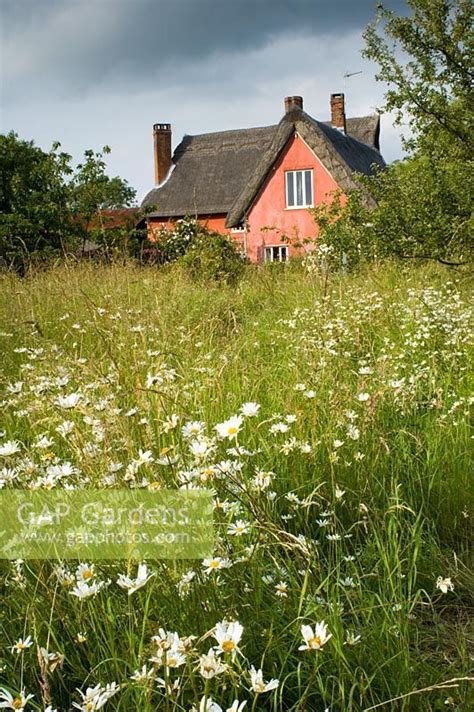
[285,170,313,208]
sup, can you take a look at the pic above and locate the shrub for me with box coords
[179,228,244,285]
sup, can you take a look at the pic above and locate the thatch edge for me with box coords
[225,108,383,228]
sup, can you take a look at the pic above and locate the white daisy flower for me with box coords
[202,557,232,574]
[213,620,244,656]
[10,635,33,654]
[227,520,250,536]
[198,648,227,679]
[55,393,81,409]
[298,621,332,651]
[0,687,34,711]
[275,581,289,597]
[69,580,104,599]
[182,421,206,439]
[436,576,454,593]
[249,666,279,693]
[240,402,260,417]
[215,415,243,440]
[117,564,154,595]
[0,441,21,457]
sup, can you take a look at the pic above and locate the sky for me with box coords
[1,0,409,203]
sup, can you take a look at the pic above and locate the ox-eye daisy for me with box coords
[436,576,454,593]
[213,620,244,656]
[198,648,227,679]
[240,402,260,417]
[215,415,243,440]
[249,666,279,693]
[55,393,81,409]
[0,441,21,457]
[10,636,33,654]
[227,520,250,536]
[299,621,332,651]
[117,563,154,595]
[0,687,34,710]
[202,557,232,574]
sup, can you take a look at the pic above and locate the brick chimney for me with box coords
[284,96,303,113]
[153,123,172,185]
[330,93,346,133]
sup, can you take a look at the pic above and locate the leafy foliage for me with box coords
[311,154,472,267]
[69,146,136,254]
[180,229,245,284]
[0,133,137,272]
[150,217,244,284]
[0,132,72,272]
[151,216,200,263]
[363,0,473,159]
[315,0,473,267]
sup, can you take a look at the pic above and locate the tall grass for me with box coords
[0,260,472,711]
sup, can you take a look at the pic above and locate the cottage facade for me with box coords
[142,95,385,262]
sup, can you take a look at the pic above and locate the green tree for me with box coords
[317,0,473,267]
[0,132,73,272]
[363,0,473,159]
[69,146,136,255]
[0,135,138,271]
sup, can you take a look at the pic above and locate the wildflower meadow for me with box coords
[0,261,472,711]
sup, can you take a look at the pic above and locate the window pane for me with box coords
[296,171,303,206]
[272,246,279,261]
[305,171,312,205]
[264,247,271,262]
[281,247,288,262]
[286,173,294,207]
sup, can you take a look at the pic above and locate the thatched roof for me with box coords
[142,126,277,217]
[335,115,380,151]
[142,109,384,225]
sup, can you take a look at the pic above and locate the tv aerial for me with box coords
[343,70,363,94]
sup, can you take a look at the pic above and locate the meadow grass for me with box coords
[0,260,472,711]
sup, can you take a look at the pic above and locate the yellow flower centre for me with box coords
[309,635,322,649]
[82,570,93,580]
[221,640,236,653]
[16,642,26,650]
[227,427,238,435]
[13,699,23,710]
[209,560,220,568]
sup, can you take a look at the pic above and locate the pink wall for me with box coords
[148,214,228,235]
[245,133,341,263]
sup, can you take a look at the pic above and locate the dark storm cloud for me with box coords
[2,0,407,100]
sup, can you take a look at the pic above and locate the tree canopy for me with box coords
[0,133,137,272]
[314,0,473,267]
[363,0,473,160]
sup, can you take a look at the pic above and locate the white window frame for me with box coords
[285,169,313,209]
[264,245,288,263]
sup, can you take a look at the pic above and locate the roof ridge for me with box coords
[312,116,382,153]
[183,124,278,140]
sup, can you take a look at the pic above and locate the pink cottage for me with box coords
[142,95,385,263]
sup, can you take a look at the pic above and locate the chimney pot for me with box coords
[330,93,346,133]
[153,123,172,185]
[284,96,303,113]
